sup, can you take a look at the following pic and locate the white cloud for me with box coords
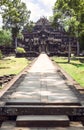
[0,0,56,26]
[22,0,56,22]
[39,0,56,7]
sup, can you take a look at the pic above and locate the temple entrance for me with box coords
[39,44,46,53]
[41,44,45,52]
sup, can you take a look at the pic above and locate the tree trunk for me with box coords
[15,37,17,49]
[68,40,71,63]
[12,27,19,50]
[77,40,80,56]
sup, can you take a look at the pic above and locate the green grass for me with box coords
[53,57,84,88]
[0,56,30,76]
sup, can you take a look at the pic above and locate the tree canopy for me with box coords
[24,21,35,33]
[53,0,84,62]
[0,29,12,47]
[53,0,84,40]
[0,0,31,48]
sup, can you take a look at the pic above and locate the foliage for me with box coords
[53,56,84,87]
[1,0,31,48]
[53,0,84,62]
[0,29,12,47]
[17,31,24,40]
[0,0,8,6]
[53,0,84,38]
[0,50,3,59]
[24,21,34,32]
[16,47,26,53]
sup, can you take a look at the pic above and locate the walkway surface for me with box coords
[7,53,80,105]
[1,53,84,130]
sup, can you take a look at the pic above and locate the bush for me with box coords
[16,47,26,53]
[0,50,3,59]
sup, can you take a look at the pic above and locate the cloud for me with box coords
[22,0,56,22]
[0,0,56,26]
[39,0,56,7]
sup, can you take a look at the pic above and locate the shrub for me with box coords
[16,47,26,53]
[0,50,3,59]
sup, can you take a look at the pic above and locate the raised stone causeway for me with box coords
[0,53,84,129]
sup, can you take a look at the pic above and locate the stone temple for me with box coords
[18,17,77,56]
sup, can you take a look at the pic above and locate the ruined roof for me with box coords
[36,17,50,26]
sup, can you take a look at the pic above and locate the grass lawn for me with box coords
[0,56,30,76]
[53,57,84,88]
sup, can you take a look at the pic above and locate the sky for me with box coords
[22,0,56,21]
[0,0,56,27]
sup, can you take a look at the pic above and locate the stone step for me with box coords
[16,115,69,127]
[6,98,81,106]
[0,121,84,130]
[1,105,84,116]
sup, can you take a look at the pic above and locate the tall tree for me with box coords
[1,0,31,49]
[53,0,84,62]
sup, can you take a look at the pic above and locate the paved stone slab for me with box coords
[0,121,84,130]
[0,127,84,130]
[0,54,84,129]
[0,102,5,107]
[18,128,45,130]
[19,81,41,86]
[1,121,16,129]
[16,115,69,127]
[15,128,38,130]
[28,54,57,73]
[6,98,41,105]
[47,127,84,130]
[4,53,81,106]
[0,128,15,130]
[17,115,69,121]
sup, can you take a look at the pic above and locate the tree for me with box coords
[0,0,8,6]
[24,21,35,33]
[1,0,31,49]
[0,50,3,59]
[0,29,12,47]
[53,0,84,62]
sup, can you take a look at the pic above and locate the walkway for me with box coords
[7,53,80,105]
[0,53,84,129]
